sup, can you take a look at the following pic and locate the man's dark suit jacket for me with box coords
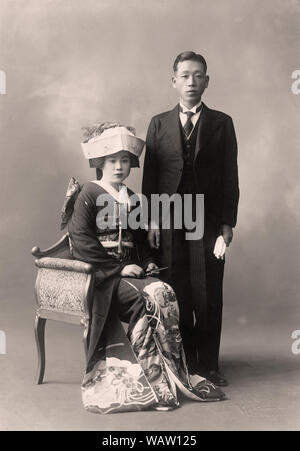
[142,103,239,371]
[142,103,239,230]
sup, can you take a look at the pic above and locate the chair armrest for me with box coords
[35,257,93,274]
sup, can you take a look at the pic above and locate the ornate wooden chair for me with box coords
[32,233,94,384]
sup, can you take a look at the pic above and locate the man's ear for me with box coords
[205,75,210,88]
[172,75,177,88]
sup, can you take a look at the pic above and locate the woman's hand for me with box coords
[120,264,145,278]
[145,263,159,275]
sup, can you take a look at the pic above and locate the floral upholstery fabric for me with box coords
[37,267,87,314]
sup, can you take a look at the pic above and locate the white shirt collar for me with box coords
[179,100,202,114]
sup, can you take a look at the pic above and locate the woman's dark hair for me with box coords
[173,51,207,73]
[96,167,102,180]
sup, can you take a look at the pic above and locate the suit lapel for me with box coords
[194,103,211,161]
[162,105,183,156]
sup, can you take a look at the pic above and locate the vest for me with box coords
[177,118,200,195]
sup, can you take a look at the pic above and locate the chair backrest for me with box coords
[32,233,72,259]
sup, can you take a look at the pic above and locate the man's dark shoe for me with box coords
[202,370,228,387]
[193,379,226,402]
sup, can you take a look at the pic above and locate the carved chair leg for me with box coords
[34,315,46,384]
[82,321,89,364]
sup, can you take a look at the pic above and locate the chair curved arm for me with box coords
[32,234,70,258]
[35,257,94,274]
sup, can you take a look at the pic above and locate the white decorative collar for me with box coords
[91,180,130,207]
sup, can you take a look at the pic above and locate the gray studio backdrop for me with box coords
[0,0,299,333]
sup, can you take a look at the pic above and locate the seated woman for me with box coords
[65,122,225,414]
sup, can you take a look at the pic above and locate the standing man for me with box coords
[142,51,239,386]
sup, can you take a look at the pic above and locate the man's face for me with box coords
[172,60,209,107]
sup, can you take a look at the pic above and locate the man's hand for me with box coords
[147,229,160,249]
[220,224,233,247]
[120,264,145,278]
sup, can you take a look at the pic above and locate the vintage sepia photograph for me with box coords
[0,0,299,433]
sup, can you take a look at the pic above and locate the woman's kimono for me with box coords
[66,179,223,414]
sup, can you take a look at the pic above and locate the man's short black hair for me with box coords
[173,51,207,73]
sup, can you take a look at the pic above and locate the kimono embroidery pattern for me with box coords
[82,357,155,414]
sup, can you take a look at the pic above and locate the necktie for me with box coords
[180,105,202,138]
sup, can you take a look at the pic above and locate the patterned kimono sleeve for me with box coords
[68,186,127,278]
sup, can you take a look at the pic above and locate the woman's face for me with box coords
[101,151,131,186]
